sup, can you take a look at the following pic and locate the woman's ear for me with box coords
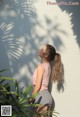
[43,53,48,58]
[45,55,48,58]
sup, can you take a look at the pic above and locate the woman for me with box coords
[31,44,63,117]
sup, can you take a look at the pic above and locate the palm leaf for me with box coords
[0,76,15,81]
[23,85,33,97]
[0,69,10,73]
[14,80,19,98]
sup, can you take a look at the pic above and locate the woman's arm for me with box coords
[32,64,44,95]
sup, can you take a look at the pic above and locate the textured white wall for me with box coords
[34,1,80,117]
[0,0,80,117]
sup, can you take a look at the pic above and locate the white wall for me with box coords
[0,0,80,117]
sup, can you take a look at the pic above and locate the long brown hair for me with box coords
[51,53,63,82]
[45,44,64,91]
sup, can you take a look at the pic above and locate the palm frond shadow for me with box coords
[0,0,66,92]
[0,0,37,89]
[56,0,80,48]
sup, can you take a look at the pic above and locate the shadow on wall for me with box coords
[0,0,67,90]
[34,15,67,51]
[56,0,80,48]
[0,0,38,89]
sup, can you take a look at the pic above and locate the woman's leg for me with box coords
[37,105,51,117]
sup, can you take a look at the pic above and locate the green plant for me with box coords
[0,69,41,117]
[0,69,59,117]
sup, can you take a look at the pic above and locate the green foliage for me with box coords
[0,69,59,117]
[0,69,41,117]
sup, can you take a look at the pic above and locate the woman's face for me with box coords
[38,45,47,57]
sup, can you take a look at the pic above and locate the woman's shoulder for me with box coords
[37,63,45,71]
[38,63,44,68]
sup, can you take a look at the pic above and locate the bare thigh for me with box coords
[36,105,51,117]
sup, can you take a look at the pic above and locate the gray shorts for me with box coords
[34,89,52,106]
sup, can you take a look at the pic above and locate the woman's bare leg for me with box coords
[36,105,51,117]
